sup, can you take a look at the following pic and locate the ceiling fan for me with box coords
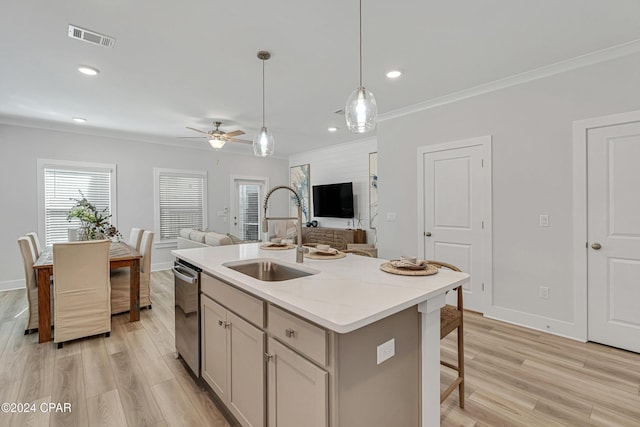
[181,121,251,150]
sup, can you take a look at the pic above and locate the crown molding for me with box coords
[379,38,640,122]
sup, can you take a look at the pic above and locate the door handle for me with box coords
[424,232,432,237]
[591,243,602,250]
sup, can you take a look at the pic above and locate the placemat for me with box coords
[379,262,439,276]
[260,243,296,250]
[305,251,346,260]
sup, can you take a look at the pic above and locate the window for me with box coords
[155,168,207,243]
[37,159,117,246]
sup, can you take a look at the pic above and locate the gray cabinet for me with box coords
[201,273,420,427]
[267,337,328,427]
[201,293,265,427]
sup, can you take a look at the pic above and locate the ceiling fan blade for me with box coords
[228,138,252,144]
[177,136,208,139]
[224,130,245,138]
[185,127,210,135]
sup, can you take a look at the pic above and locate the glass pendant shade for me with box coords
[253,126,275,157]
[345,86,377,133]
[208,137,226,150]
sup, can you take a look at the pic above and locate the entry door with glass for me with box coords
[232,178,266,241]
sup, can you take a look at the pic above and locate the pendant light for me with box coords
[253,51,275,157]
[345,0,377,133]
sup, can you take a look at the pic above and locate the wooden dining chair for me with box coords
[428,260,465,408]
[128,227,145,252]
[111,230,154,313]
[53,240,111,349]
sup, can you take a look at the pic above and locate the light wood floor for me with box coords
[1,271,639,427]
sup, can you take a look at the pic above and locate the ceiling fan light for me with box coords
[253,126,275,157]
[208,137,226,150]
[345,86,377,133]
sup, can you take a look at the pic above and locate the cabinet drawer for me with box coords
[201,273,264,327]
[268,305,327,366]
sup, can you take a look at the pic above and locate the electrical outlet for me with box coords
[386,212,397,222]
[377,338,395,365]
[539,286,550,299]
[539,214,549,227]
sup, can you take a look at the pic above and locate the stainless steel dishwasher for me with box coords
[173,259,201,377]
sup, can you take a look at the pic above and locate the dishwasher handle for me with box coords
[172,266,198,285]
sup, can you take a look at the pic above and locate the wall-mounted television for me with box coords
[312,182,354,218]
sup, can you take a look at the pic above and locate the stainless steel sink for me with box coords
[223,259,317,282]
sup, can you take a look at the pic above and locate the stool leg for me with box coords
[457,324,465,408]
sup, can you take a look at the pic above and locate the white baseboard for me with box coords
[0,279,25,292]
[151,262,173,272]
[485,305,585,342]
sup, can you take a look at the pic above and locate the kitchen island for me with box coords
[172,243,469,427]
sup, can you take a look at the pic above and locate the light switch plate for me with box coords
[377,338,395,365]
[386,212,397,222]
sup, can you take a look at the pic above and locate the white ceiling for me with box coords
[2,1,640,157]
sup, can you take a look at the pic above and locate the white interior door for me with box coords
[420,137,491,313]
[587,122,640,353]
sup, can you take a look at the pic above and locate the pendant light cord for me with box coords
[262,58,265,127]
[359,0,363,88]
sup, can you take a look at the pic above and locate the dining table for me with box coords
[33,241,142,343]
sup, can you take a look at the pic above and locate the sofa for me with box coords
[177,229,257,249]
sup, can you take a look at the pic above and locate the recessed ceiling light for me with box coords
[386,70,402,79]
[328,127,338,132]
[78,66,99,76]
[72,117,87,123]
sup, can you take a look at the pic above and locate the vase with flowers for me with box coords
[67,191,122,241]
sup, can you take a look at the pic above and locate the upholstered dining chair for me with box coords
[128,227,145,252]
[428,260,465,408]
[53,240,111,349]
[25,232,42,260]
[17,237,49,334]
[110,230,154,314]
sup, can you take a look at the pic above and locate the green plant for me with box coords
[67,191,122,240]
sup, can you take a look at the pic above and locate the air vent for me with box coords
[68,25,115,48]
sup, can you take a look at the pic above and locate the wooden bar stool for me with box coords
[429,260,465,408]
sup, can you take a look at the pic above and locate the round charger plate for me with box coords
[305,251,346,260]
[379,262,439,276]
[260,243,295,250]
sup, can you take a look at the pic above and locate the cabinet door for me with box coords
[201,295,228,398]
[267,338,328,427]
[228,311,266,427]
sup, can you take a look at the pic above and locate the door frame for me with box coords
[572,109,640,342]
[416,135,493,313]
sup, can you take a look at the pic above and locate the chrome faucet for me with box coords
[263,185,304,263]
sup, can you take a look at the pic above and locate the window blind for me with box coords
[158,172,206,240]
[43,167,112,246]
[238,184,260,241]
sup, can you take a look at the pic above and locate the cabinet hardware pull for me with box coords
[265,353,273,362]
[218,320,230,328]
[285,328,296,338]
[218,320,224,326]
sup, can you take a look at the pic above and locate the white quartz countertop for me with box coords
[172,243,469,333]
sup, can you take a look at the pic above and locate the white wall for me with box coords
[376,52,640,339]
[0,124,289,289]
[289,138,377,243]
